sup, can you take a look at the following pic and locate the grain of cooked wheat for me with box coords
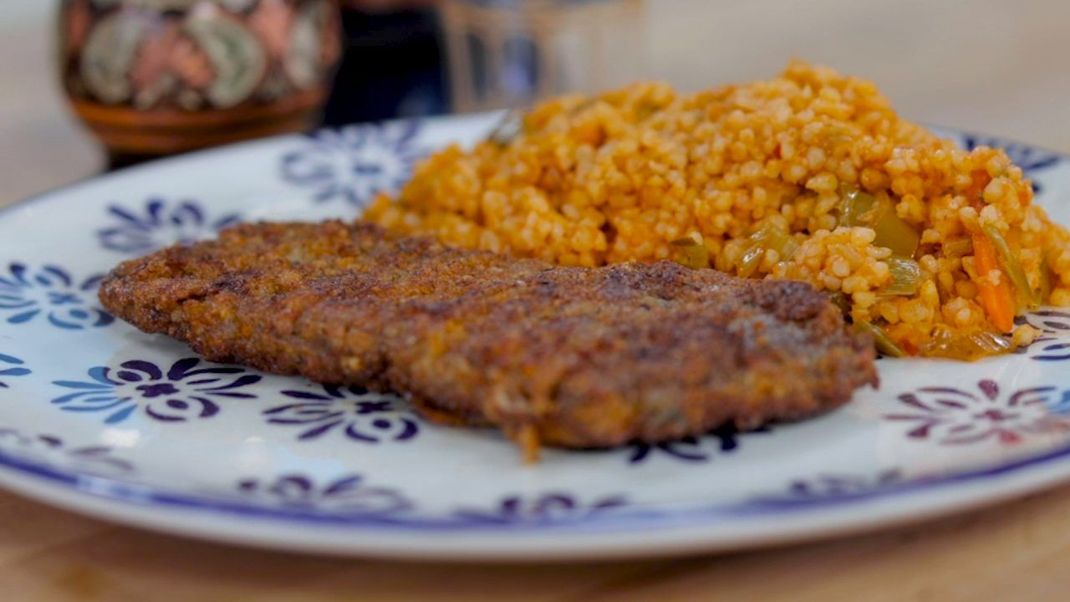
[366,61,1070,357]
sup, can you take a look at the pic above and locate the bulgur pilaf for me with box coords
[366,61,1070,359]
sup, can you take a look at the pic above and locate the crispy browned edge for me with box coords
[98,221,878,459]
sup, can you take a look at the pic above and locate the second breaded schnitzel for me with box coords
[99,221,877,459]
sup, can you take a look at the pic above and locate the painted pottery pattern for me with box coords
[61,0,341,111]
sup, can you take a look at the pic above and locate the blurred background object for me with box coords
[324,0,647,123]
[438,0,646,112]
[322,0,447,125]
[2,0,1070,204]
[59,0,342,166]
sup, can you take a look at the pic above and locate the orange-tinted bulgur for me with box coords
[366,61,1070,358]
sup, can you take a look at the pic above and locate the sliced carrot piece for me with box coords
[971,232,1015,333]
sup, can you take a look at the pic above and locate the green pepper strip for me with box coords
[839,190,920,258]
[670,237,709,269]
[882,256,922,296]
[854,321,907,358]
[983,225,1038,312]
[737,226,798,278]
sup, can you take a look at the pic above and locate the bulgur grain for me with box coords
[366,61,1070,358]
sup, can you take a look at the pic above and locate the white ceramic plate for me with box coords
[2,113,1070,561]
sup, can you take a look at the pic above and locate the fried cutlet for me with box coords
[99,221,877,458]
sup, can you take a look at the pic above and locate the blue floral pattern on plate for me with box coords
[0,263,112,329]
[236,473,412,515]
[279,120,424,207]
[0,427,133,475]
[627,424,771,464]
[748,470,904,508]
[97,197,241,254]
[264,385,420,444]
[885,379,1070,446]
[52,357,261,424]
[454,492,629,524]
[1017,311,1070,361]
[0,353,30,388]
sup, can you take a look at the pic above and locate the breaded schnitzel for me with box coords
[99,221,877,459]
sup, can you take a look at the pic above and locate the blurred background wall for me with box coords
[1,1,100,203]
[3,0,1069,204]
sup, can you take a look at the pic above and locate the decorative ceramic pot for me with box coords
[59,0,342,158]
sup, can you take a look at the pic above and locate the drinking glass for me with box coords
[439,0,647,112]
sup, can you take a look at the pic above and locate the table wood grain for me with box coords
[3,482,1070,601]
[3,1,1070,600]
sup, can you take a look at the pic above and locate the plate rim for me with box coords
[0,433,1067,560]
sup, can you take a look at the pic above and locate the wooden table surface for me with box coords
[4,1,1070,600]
